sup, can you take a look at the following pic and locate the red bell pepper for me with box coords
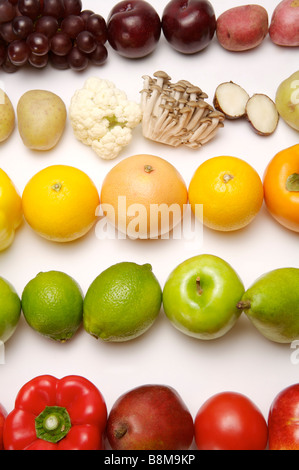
[0,404,7,450]
[3,375,107,450]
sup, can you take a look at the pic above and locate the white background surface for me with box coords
[1,0,299,443]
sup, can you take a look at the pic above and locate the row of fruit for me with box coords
[0,373,298,450]
[1,0,298,73]
[2,253,299,347]
[0,143,298,255]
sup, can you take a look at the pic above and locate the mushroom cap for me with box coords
[153,70,171,80]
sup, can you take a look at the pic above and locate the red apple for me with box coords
[106,384,194,450]
[107,0,161,59]
[268,383,299,450]
[162,0,216,54]
[0,404,7,450]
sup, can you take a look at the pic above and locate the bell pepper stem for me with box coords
[35,406,71,443]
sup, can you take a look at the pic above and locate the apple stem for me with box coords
[196,276,203,295]
[236,300,251,310]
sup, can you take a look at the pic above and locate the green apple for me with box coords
[162,254,245,340]
[275,71,299,132]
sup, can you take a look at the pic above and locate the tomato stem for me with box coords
[286,173,299,192]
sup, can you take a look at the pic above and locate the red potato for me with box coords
[216,4,269,52]
[269,0,299,46]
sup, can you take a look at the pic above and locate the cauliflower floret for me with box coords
[69,77,142,160]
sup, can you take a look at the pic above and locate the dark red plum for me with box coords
[107,0,161,59]
[162,0,216,54]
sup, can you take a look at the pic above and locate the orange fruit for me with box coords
[263,144,299,233]
[22,165,100,242]
[188,156,264,232]
[100,154,188,239]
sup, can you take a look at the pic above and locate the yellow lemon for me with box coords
[0,168,22,251]
[22,165,100,242]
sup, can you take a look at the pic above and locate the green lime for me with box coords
[21,271,84,342]
[0,276,21,343]
[83,262,162,342]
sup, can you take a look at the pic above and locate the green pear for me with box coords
[0,89,15,143]
[237,268,299,343]
[17,90,66,151]
[275,71,299,132]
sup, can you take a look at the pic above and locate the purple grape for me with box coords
[35,15,58,38]
[2,54,18,72]
[18,0,40,20]
[26,32,49,55]
[0,21,18,42]
[42,0,64,19]
[61,14,84,39]
[49,50,69,69]
[67,45,88,71]
[76,30,96,54]
[88,42,107,66]
[8,39,29,65]
[79,9,94,26]
[0,0,16,23]
[12,15,33,38]
[28,51,48,68]
[86,14,107,44]
[63,0,82,17]
[50,31,72,56]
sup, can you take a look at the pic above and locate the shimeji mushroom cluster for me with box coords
[140,71,225,149]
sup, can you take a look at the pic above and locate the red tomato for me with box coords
[0,404,7,450]
[194,391,268,450]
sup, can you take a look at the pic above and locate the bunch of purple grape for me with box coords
[0,0,108,72]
